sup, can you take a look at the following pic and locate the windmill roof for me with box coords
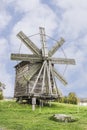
[15,61,30,68]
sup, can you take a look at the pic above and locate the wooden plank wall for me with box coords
[14,62,57,98]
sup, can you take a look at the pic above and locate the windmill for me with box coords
[11,27,76,105]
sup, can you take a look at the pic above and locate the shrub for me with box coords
[0,91,3,100]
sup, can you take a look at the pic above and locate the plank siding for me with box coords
[14,61,58,99]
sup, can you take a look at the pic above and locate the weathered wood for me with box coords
[53,67,68,85]
[14,61,58,98]
[11,53,42,62]
[48,38,65,57]
[50,58,76,65]
[11,27,76,101]
[17,31,41,56]
[39,27,48,57]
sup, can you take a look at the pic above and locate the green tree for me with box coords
[0,82,5,100]
[63,96,68,103]
[68,92,78,104]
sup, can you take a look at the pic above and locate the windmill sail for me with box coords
[11,53,42,62]
[39,27,48,57]
[50,58,76,65]
[48,38,65,57]
[53,67,68,85]
[17,31,41,56]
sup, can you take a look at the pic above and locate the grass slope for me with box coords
[0,101,87,130]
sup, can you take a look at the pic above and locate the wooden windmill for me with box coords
[11,27,76,104]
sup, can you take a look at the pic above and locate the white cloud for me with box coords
[53,0,87,40]
[14,0,40,13]
[0,38,7,55]
[0,38,9,61]
[0,38,14,97]
[0,63,14,97]
[0,10,11,30]
[54,0,87,10]
[51,0,87,97]
[12,3,57,35]
[59,9,87,40]
[0,1,11,30]
[10,1,58,53]
[0,0,87,98]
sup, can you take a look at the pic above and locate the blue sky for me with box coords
[0,0,87,98]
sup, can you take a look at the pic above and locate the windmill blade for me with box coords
[48,38,65,57]
[17,31,41,56]
[50,58,76,65]
[24,63,42,81]
[53,67,68,85]
[39,27,48,57]
[11,53,42,62]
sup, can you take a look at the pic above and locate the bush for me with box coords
[68,92,78,104]
[56,92,78,105]
[0,91,3,100]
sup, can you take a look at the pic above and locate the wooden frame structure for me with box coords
[11,27,76,104]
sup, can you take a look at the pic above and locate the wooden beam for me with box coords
[49,61,58,95]
[48,38,65,57]
[24,63,42,81]
[39,27,48,57]
[17,31,41,56]
[41,63,46,93]
[11,53,42,62]
[31,61,46,93]
[53,67,68,86]
[46,62,52,95]
[50,58,76,65]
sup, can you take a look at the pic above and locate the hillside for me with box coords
[0,101,87,130]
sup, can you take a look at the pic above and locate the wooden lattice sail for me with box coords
[11,27,76,101]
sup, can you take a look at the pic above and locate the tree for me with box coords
[68,92,78,104]
[0,82,5,100]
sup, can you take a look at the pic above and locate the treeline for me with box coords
[56,92,78,104]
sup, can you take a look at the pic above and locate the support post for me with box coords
[32,97,36,111]
[40,100,43,107]
[49,100,51,107]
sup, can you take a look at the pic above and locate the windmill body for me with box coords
[11,27,76,102]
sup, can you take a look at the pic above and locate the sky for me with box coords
[0,0,87,98]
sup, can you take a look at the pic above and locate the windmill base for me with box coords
[15,94,59,105]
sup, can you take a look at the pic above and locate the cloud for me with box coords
[0,0,87,98]
[10,0,58,53]
[0,38,10,61]
[13,0,40,13]
[53,0,87,40]
[54,0,87,10]
[0,63,14,97]
[0,38,13,97]
[0,11,11,30]
[2,0,58,97]
[9,0,87,98]
[0,38,14,97]
[0,1,11,30]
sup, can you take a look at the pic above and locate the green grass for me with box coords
[0,100,87,130]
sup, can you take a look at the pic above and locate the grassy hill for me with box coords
[0,100,87,130]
